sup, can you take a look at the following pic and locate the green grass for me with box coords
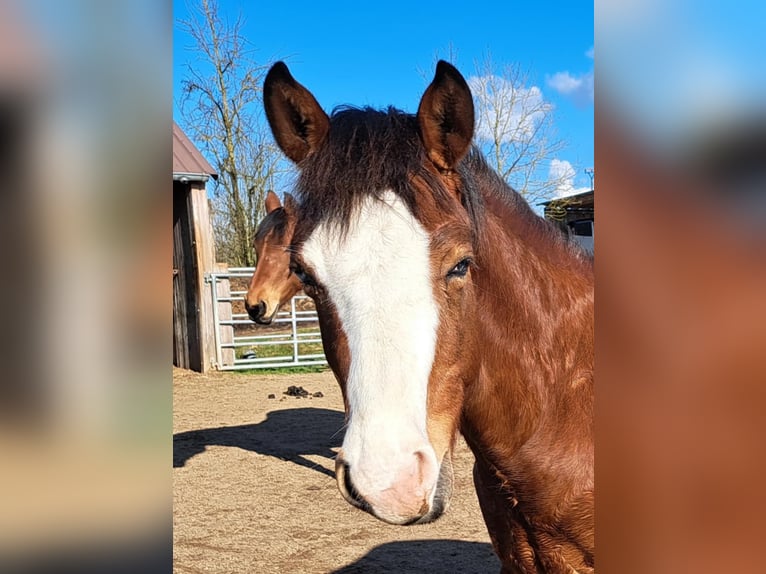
[236,341,324,359]
[231,323,326,373]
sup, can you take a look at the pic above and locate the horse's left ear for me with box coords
[264,190,282,213]
[417,61,475,171]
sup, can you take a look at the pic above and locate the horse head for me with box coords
[263,61,482,525]
[244,190,302,324]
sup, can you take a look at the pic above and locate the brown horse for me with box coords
[244,190,302,324]
[263,61,594,573]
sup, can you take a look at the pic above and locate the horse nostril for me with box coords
[245,299,267,322]
[343,463,357,500]
[248,301,264,316]
[337,461,368,511]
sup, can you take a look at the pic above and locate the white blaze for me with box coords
[302,191,440,507]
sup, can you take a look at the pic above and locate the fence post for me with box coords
[208,273,222,369]
[291,296,299,364]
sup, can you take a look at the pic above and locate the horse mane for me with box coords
[461,149,593,268]
[296,106,483,243]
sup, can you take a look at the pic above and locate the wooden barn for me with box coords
[173,122,218,371]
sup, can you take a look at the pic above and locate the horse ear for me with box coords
[282,192,297,215]
[264,62,330,164]
[264,190,282,214]
[417,61,475,171]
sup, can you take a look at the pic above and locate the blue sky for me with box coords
[174,0,594,197]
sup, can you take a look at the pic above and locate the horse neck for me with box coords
[462,189,594,458]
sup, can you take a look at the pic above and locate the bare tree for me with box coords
[177,0,284,266]
[467,55,570,204]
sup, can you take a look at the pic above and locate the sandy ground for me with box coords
[173,367,500,573]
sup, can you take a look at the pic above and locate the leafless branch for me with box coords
[177,0,286,266]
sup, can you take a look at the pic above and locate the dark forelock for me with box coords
[294,106,475,235]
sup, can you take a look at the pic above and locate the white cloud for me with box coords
[467,75,551,144]
[547,70,594,107]
[548,72,582,94]
[547,47,595,107]
[549,159,591,198]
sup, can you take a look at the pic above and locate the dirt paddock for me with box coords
[173,367,499,573]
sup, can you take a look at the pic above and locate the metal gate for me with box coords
[207,267,326,370]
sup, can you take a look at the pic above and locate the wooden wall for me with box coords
[173,180,217,371]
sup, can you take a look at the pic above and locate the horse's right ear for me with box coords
[282,192,297,216]
[264,62,330,164]
[264,190,282,214]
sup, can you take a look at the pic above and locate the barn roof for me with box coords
[540,189,594,223]
[539,189,594,208]
[173,121,218,181]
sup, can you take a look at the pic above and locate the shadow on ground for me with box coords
[330,539,499,573]
[173,407,345,478]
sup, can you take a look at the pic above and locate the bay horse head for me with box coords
[264,61,594,572]
[264,61,481,525]
[244,190,302,324]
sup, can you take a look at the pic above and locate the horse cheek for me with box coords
[426,281,472,460]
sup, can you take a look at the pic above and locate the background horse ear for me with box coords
[282,192,297,215]
[264,62,330,164]
[417,61,475,171]
[265,190,282,214]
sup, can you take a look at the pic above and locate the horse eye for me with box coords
[447,257,472,279]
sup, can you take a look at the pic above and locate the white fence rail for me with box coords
[206,267,326,370]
